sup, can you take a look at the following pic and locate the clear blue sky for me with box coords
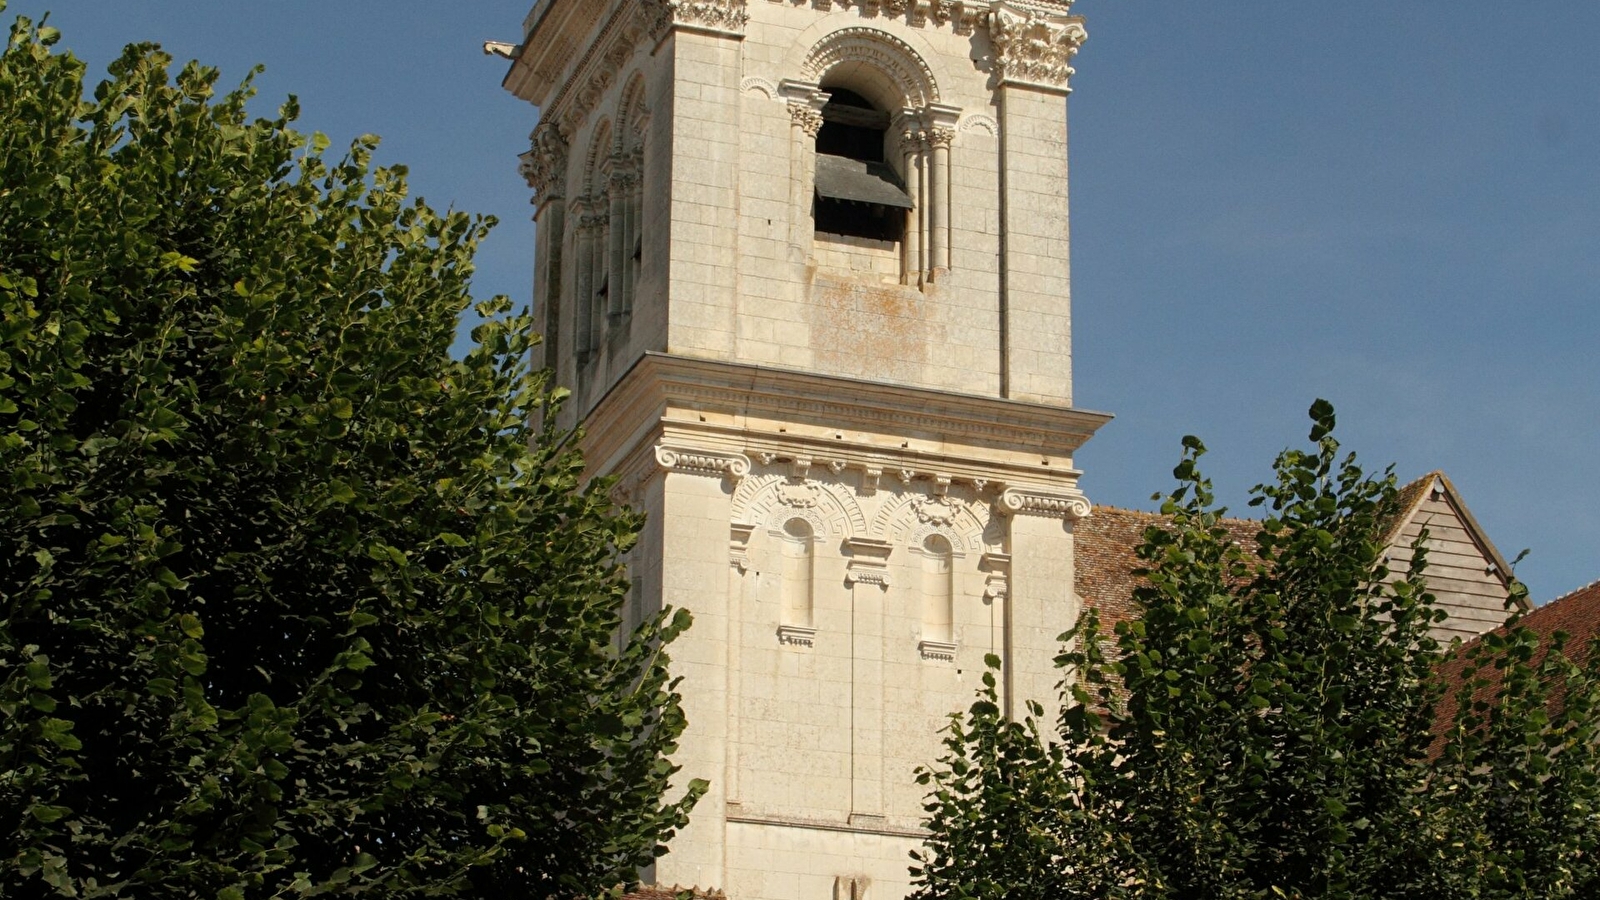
[12,1,1597,603]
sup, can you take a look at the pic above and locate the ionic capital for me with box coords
[654,443,753,480]
[997,486,1092,521]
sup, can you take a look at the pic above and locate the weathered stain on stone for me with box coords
[808,272,929,385]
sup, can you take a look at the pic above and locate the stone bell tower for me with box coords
[502,1,1107,896]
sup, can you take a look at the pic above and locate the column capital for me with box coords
[654,443,753,480]
[989,3,1088,94]
[519,122,568,209]
[780,79,830,137]
[997,486,1092,521]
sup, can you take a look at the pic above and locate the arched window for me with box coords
[778,519,817,646]
[812,88,910,244]
[919,534,956,660]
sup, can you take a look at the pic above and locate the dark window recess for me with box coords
[813,88,906,244]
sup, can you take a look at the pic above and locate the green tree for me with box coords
[913,401,1600,900]
[1,11,703,897]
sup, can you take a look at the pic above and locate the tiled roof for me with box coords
[1074,506,1260,630]
[1430,579,1600,751]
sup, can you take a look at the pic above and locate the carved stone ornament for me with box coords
[778,624,818,647]
[519,122,568,206]
[918,639,957,662]
[729,523,759,572]
[654,444,753,479]
[997,486,1092,521]
[989,5,1088,93]
[643,0,750,41]
[844,537,894,589]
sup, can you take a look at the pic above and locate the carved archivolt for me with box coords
[800,26,941,108]
[990,5,1088,92]
[733,471,868,540]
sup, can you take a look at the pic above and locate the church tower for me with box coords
[502,1,1108,896]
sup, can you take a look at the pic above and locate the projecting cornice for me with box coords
[579,353,1112,496]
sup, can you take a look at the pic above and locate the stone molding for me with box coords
[990,2,1087,93]
[777,624,818,647]
[918,638,957,662]
[997,486,1091,521]
[578,354,1110,489]
[654,444,754,479]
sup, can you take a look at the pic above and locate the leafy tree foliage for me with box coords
[913,401,1600,900]
[1,11,702,897]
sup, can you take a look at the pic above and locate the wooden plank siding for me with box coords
[1384,484,1517,644]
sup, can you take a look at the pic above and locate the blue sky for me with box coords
[12,1,1597,603]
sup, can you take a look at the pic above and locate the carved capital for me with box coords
[780,79,830,138]
[997,486,1091,521]
[927,126,956,150]
[643,0,749,41]
[519,122,568,206]
[654,444,753,479]
[990,5,1087,93]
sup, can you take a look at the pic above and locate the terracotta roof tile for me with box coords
[1074,506,1259,630]
[1430,579,1600,753]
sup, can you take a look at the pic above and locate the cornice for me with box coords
[579,353,1110,482]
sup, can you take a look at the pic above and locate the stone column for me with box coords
[624,161,641,312]
[779,80,828,258]
[927,128,952,278]
[898,114,923,286]
[520,123,567,373]
[573,203,595,362]
[607,166,627,322]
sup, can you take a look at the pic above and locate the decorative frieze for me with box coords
[654,444,754,479]
[997,486,1092,521]
[990,3,1088,93]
